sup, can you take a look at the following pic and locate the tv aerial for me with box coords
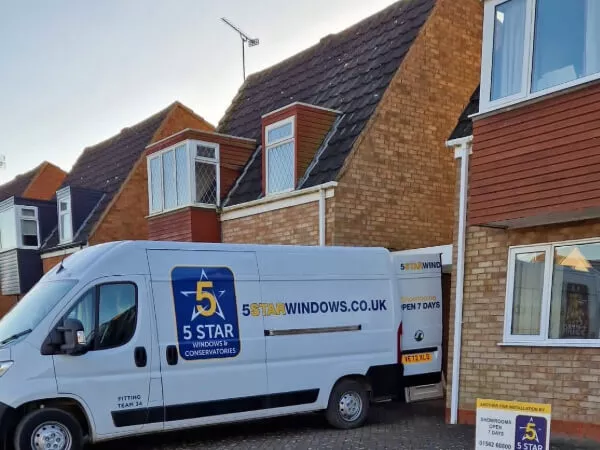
[221,18,260,80]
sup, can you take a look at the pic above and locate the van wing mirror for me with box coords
[56,318,88,356]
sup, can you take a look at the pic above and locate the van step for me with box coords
[404,381,444,403]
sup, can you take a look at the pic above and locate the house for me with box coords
[145,0,482,255]
[0,161,66,314]
[40,102,214,272]
[446,0,600,440]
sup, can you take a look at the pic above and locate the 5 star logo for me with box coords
[172,267,240,361]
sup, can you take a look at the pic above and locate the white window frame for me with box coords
[265,116,296,196]
[16,206,40,250]
[146,140,220,215]
[57,190,73,245]
[481,0,600,113]
[504,237,600,347]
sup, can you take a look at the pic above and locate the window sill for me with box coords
[475,75,600,121]
[147,203,218,218]
[498,341,600,349]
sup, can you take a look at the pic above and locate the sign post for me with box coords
[475,399,551,450]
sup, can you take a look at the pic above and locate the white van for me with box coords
[0,241,442,449]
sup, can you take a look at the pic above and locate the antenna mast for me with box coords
[221,18,260,80]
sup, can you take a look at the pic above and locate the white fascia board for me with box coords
[221,182,337,221]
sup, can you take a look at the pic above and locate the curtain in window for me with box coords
[491,0,526,100]
[511,252,545,335]
[585,0,600,77]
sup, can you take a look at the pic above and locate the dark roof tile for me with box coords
[0,163,42,202]
[220,0,436,205]
[42,105,171,250]
[449,86,479,141]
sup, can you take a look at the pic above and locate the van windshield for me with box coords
[0,280,77,345]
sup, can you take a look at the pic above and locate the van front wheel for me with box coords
[326,379,370,429]
[14,408,83,450]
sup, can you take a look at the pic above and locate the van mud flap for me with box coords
[366,364,404,400]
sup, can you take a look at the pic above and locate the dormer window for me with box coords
[265,117,295,195]
[57,188,73,244]
[148,140,220,214]
[18,207,39,248]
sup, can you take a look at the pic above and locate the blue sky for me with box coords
[0,0,396,183]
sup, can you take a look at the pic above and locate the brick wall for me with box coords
[447,155,600,438]
[89,104,213,245]
[0,295,18,316]
[222,197,335,245]
[23,162,66,201]
[332,0,482,250]
[42,255,63,273]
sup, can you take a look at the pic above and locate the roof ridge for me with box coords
[245,0,415,82]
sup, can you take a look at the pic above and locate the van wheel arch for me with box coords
[12,398,91,443]
[330,375,372,399]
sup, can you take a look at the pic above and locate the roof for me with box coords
[42,105,172,250]
[449,85,479,141]
[219,0,436,205]
[0,162,43,202]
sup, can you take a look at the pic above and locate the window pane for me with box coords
[195,162,217,205]
[267,122,293,144]
[60,212,72,242]
[21,219,38,247]
[267,141,294,194]
[149,157,162,212]
[511,251,545,335]
[176,145,190,205]
[196,144,216,160]
[549,243,600,339]
[491,0,526,101]
[531,0,599,92]
[59,202,68,212]
[162,150,177,210]
[97,283,136,349]
[21,208,35,217]
[66,290,95,347]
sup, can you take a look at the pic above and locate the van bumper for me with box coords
[0,402,16,444]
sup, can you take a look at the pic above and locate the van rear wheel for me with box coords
[14,408,83,450]
[326,379,370,429]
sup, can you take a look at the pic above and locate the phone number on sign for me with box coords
[478,441,511,449]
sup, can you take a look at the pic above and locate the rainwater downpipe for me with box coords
[319,187,326,246]
[450,138,471,425]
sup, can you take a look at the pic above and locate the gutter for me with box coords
[446,135,472,425]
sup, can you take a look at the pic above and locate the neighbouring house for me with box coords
[144,0,482,381]
[146,0,482,254]
[0,162,66,314]
[40,102,214,272]
[446,0,600,440]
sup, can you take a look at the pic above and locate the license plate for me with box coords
[402,352,433,364]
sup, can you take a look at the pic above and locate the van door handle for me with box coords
[134,347,147,368]
[166,345,178,366]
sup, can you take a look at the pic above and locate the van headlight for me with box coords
[0,361,13,377]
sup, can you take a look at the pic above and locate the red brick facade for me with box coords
[22,162,67,201]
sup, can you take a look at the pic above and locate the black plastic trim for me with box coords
[112,388,319,428]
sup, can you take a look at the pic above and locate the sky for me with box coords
[0,0,397,184]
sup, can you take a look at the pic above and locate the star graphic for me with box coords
[181,269,227,321]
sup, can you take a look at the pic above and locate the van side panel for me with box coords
[255,248,396,409]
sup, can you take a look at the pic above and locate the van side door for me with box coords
[51,275,158,438]
[146,250,268,429]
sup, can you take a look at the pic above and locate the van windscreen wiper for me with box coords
[0,328,32,345]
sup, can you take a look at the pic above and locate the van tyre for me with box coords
[14,408,83,450]
[326,379,370,429]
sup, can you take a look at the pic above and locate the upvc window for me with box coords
[265,117,295,195]
[0,207,17,251]
[57,190,73,244]
[147,140,219,214]
[505,239,600,345]
[18,207,39,248]
[482,0,600,112]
